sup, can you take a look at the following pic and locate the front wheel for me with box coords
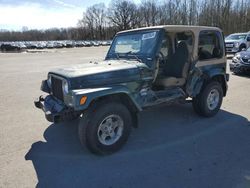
[192,81,223,117]
[239,45,246,52]
[78,101,132,155]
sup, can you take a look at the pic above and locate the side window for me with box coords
[175,31,193,54]
[176,32,193,45]
[198,31,223,61]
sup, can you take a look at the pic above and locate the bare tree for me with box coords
[188,0,198,25]
[108,0,137,30]
[140,0,159,26]
[91,3,107,39]
[1,0,250,41]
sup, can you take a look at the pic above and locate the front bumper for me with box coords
[34,95,80,123]
[226,48,239,53]
[230,62,250,72]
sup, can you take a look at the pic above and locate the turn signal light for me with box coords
[80,96,87,105]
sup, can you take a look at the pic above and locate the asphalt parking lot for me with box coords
[0,47,250,188]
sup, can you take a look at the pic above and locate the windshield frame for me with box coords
[106,29,162,61]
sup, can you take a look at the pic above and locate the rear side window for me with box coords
[176,32,193,45]
[175,31,194,54]
[198,31,224,60]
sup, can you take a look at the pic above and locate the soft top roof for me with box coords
[117,25,222,35]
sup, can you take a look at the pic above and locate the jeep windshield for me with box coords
[226,34,247,40]
[108,30,159,60]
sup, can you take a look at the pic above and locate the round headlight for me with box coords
[62,80,69,94]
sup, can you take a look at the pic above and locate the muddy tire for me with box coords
[78,101,132,155]
[192,81,223,117]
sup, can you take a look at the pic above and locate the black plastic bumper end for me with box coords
[34,95,80,123]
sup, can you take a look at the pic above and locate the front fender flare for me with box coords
[70,85,141,111]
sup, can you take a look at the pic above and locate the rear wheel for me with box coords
[192,81,223,117]
[78,101,132,155]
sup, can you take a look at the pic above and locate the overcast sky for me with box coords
[0,0,141,31]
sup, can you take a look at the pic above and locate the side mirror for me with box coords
[247,37,250,42]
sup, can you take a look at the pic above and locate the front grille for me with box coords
[225,43,234,51]
[225,42,234,47]
[51,76,64,101]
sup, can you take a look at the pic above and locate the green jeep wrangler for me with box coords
[35,25,229,155]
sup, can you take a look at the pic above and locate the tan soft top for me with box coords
[117,25,225,62]
[117,25,222,35]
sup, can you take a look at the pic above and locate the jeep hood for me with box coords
[49,60,150,89]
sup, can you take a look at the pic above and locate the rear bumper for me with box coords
[34,95,80,123]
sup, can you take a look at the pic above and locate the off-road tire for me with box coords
[192,81,223,117]
[78,101,132,155]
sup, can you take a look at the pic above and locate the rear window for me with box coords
[198,31,224,60]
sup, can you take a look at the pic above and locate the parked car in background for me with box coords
[65,41,75,48]
[0,42,23,52]
[54,41,64,48]
[75,41,84,47]
[93,41,100,46]
[37,42,46,49]
[230,47,250,74]
[107,40,112,45]
[26,41,38,49]
[46,41,54,49]
[84,41,92,47]
[225,32,250,53]
[101,41,108,46]
[18,42,27,50]
[0,40,111,52]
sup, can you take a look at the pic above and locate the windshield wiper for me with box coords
[116,53,120,60]
[123,51,142,63]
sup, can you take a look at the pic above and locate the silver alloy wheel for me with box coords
[207,88,220,110]
[97,114,124,146]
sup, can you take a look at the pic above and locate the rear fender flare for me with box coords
[192,68,228,97]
